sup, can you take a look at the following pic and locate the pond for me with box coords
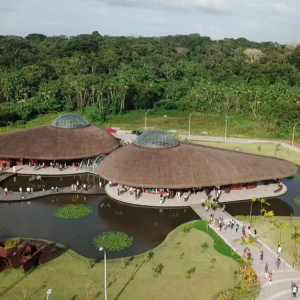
[0,194,199,259]
[1,174,101,192]
[225,165,300,217]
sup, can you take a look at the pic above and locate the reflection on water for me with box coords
[225,166,300,217]
[0,195,199,259]
[1,174,101,192]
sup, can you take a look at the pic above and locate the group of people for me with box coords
[71,181,88,192]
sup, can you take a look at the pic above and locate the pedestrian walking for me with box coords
[51,187,54,193]
[277,245,282,257]
[230,222,234,230]
[4,187,7,195]
[254,229,257,236]
[276,257,281,270]
[247,222,251,230]
[31,187,33,193]
[264,263,269,279]
[55,186,59,193]
[268,272,272,285]
[260,250,264,263]
[236,224,239,233]
[222,205,226,213]
[293,285,297,298]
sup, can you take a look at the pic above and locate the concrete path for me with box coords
[105,183,287,207]
[179,134,300,154]
[190,204,300,300]
[0,172,104,201]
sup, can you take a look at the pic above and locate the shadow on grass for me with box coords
[114,261,145,300]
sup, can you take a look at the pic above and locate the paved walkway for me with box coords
[179,134,300,154]
[0,172,104,201]
[5,165,93,175]
[190,204,300,300]
[105,183,287,207]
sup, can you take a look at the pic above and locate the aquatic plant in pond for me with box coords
[294,197,300,207]
[52,204,94,219]
[92,231,134,251]
[288,174,300,180]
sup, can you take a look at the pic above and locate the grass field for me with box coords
[195,141,300,165]
[1,110,299,143]
[243,217,300,272]
[0,223,240,300]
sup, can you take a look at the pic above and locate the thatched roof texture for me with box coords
[98,130,297,188]
[0,114,119,160]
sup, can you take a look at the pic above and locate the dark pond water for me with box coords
[0,194,199,259]
[1,174,101,192]
[225,165,300,217]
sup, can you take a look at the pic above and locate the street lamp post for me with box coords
[224,115,228,142]
[144,110,150,132]
[188,113,191,140]
[46,289,52,300]
[99,247,107,300]
[292,121,300,150]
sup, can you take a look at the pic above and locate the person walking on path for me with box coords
[276,257,281,270]
[277,245,282,257]
[222,205,226,213]
[247,222,251,230]
[260,250,264,263]
[4,187,7,195]
[264,263,269,279]
[293,285,297,298]
[269,272,272,285]
[236,224,239,233]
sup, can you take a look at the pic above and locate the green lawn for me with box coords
[195,141,300,165]
[1,110,299,143]
[0,223,240,300]
[244,216,300,272]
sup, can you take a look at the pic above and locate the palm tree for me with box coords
[249,198,257,221]
[259,198,270,216]
[240,237,261,250]
[275,222,291,244]
[269,217,276,229]
[291,227,300,264]
[261,209,274,237]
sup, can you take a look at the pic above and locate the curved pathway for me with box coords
[0,172,104,201]
[191,204,300,300]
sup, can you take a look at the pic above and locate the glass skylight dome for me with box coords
[52,114,90,128]
[134,130,179,148]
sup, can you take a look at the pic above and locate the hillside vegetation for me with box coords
[1,33,300,137]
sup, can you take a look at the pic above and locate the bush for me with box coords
[180,222,195,233]
[294,197,300,207]
[52,204,94,219]
[153,263,164,277]
[92,231,133,251]
[4,238,22,248]
[186,267,196,278]
[144,251,153,262]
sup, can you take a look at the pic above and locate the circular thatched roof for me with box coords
[98,130,297,189]
[0,114,119,160]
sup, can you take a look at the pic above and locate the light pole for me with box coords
[46,289,52,300]
[224,115,228,142]
[292,121,300,150]
[144,110,150,132]
[188,113,191,139]
[99,247,107,300]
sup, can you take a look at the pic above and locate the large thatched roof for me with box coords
[0,114,119,160]
[98,130,297,189]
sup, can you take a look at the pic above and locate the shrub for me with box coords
[87,259,95,268]
[122,258,129,269]
[153,263,164,277]
[180,222,195,234]
[144,251,153,262]
[236,215,258,222]
[294,197,300,207]
[92,231,133,251]
[52,204,94,219]
[201,242,209,252]
[186,267,196,278]
[4,238,22,248]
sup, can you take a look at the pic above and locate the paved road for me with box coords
[190,204,300,300]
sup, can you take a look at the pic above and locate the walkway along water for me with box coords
[190,204,300,300]
[0,172,105,201]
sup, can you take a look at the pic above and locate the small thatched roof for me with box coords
[98,131,297,188]
[0,124,119,160]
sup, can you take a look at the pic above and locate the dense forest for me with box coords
[1,32,300,133]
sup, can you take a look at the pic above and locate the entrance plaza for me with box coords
[105,181,288,207]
